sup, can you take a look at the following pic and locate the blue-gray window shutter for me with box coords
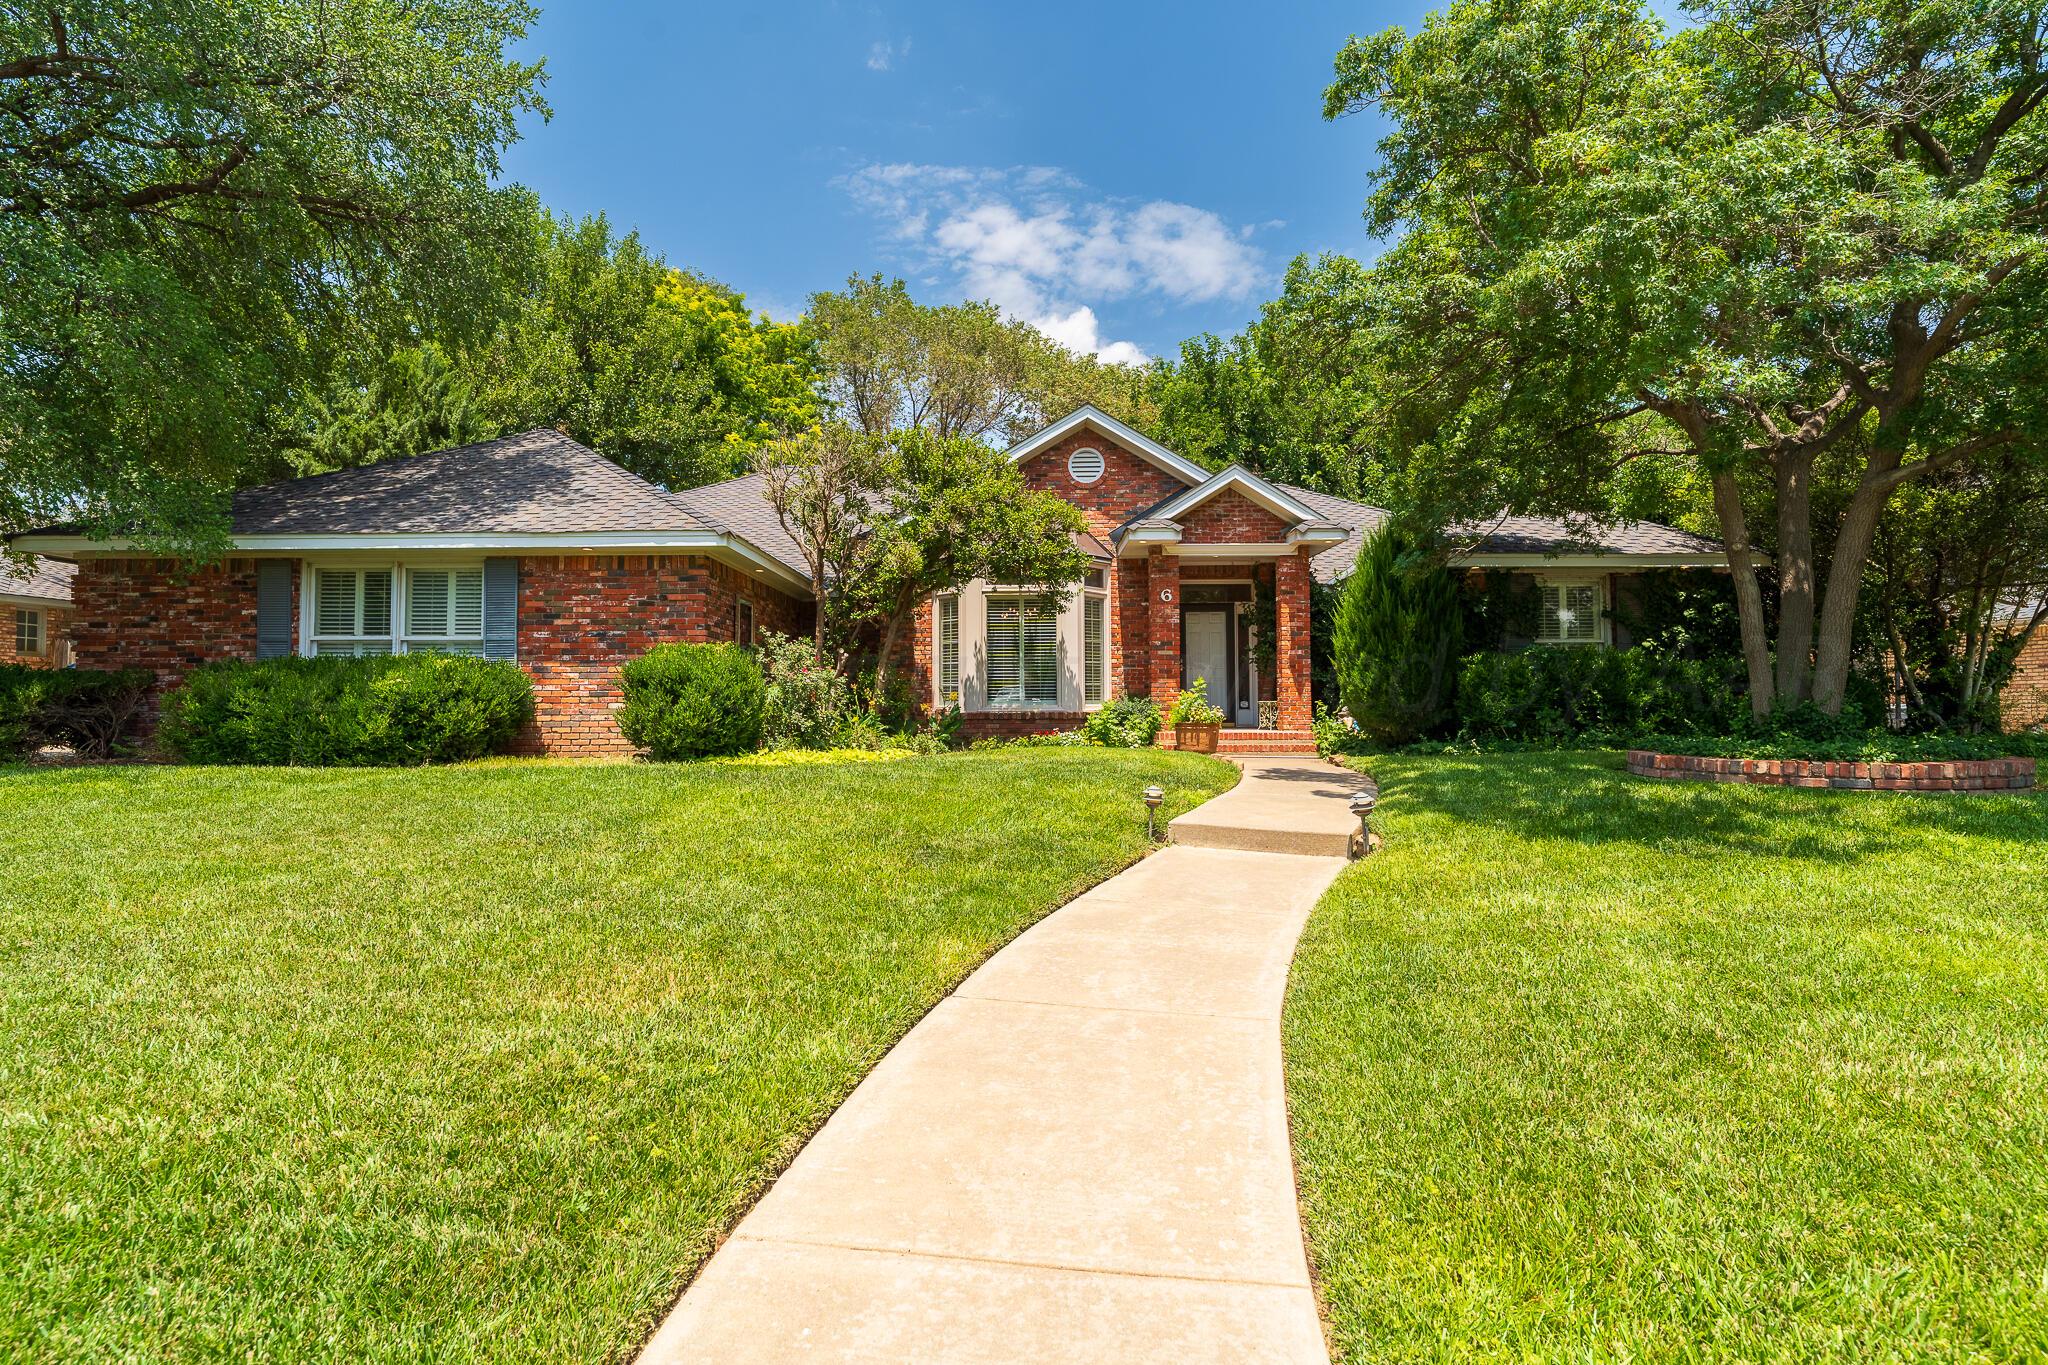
[256,560,293,659]
[484,558,518,661]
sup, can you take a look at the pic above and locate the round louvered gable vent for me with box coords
[1068,447,1105,484]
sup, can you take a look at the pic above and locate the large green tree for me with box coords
[0,0,546,548]
[1148,254,1386,497]
[284,213,821,487]
[1325,0,2048,715]
[809,275,1154,442]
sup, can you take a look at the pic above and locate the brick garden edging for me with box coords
[1627,749,2036,792]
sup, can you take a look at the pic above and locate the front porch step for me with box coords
[1159,728,1319,755]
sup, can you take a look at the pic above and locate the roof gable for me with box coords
[1006,406,1209,486]
[1143,466,1322,527]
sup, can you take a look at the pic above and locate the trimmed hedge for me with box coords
[0,665,153,759]
[158,654,534,766]
[617,643,765,760]
[1456,648,1747,742]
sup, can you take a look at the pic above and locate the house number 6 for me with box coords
[1159,588,1174,603]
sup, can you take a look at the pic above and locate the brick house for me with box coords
[2001,612,2047,731]
[1,557,75,668]
[9,409,1729,755]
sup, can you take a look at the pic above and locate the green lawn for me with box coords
[0,749,1233,1363]
[1286,751,2048,1362]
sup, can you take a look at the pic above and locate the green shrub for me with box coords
[0,665,153,759]
[1167,682,1224,727]
[158,654,533,766]
[1333,529,1464,743]
[1456,647,1747,742]
[1082,695,1163,748]
[617,643,765,760]
[758,632,857,750]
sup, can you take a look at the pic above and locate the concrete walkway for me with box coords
[640,757,1367,1364]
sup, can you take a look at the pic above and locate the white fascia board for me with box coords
[1147,466,1321,525]
[1005,405,1210,485]
[1451,551,1732,569]
[14,530,816,596]
[1170,542,1305,559]
[0,593,65,610]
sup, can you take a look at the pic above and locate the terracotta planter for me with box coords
[1175,722,1222,754]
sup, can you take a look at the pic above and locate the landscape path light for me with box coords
[1349,788,1377,858]
[1142,784,1165,842]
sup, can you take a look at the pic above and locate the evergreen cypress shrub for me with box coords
[158,655,533,765]
[617,643,765,760]
[1331,529,1465,743]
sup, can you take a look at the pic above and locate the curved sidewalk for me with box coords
[640,758,1365,1363]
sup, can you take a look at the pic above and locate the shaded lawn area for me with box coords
[0,749,1233,1363]
[1286,751,2048,1363]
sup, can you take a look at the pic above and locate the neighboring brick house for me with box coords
[1,557,76,668]
[2002,613,2048,731]
[10,409,1729,755]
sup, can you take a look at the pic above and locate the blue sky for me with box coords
[499,1,1431,364]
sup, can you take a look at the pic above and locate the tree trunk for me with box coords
[1809,464,1895,715]
[1772,451,1817,704]
[1712,469,1774,717]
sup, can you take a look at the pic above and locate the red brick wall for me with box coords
[1022,430,1193,710]
[2006,630,2047,730]
[514,554,805,757]
[70,558,287,691]
[1,601,75,668]
[1630,750,2035,792]
[1274,550,1312,729]
[1018,432,1189,538]
[1144,550,1182,708]
[958,709,1087,740]
[65,554,805,758]
[1177,488,1292,544]
[1117,555,1152,702]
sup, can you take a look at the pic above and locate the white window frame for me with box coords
[14,607,42,656]
[935,595,960,707]
[984,593,1060,708]
[1533,575,1609,646]
[303,562,487,657]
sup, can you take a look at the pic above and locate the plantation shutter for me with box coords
[987,599,1021,703]
[937,596,959,703]
[256,560,294,659]
[1083,597,1105,704]
[484,558,518,661]
[1022,599,1058,704]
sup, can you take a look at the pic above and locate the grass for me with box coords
[1286,751,2048,1363]
[0,749,1233,1363]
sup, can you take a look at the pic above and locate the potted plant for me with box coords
[1169,679,1226,753]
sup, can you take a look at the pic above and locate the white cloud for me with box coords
[866,38,909,72]
[838,162,1268,365]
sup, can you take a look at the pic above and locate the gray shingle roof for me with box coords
[0,556,74,604]
[1276,484,1723,582]
[673,471,808,576]
[1454,512,1723,558]
[231,429,709,535]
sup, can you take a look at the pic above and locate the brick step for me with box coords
[1160,729,1319,755]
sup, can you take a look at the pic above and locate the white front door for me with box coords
[1184,610,1231,716]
